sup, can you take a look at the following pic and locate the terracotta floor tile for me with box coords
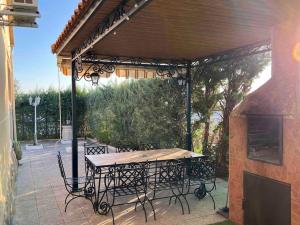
[14,141,228,225]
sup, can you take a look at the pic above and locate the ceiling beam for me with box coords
[56,0,106,56]
[72,0,151,61]
[193,40,271,66]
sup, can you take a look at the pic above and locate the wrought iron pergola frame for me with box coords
[70,40,271,186]
[64,0,274,190]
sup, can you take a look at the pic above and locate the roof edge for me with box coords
[51,0,95,54]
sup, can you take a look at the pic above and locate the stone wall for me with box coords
[0,1,18,224]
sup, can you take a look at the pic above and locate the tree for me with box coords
[192,66,225,155]
[86,78,186,148]
[216,53,270,169]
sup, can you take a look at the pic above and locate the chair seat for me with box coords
[65,176,93,192]
[66,176,93,185]
[107,185,145,197]
[148,181,184,191]
[186,175,213,184]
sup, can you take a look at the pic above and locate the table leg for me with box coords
[94,168,110,215]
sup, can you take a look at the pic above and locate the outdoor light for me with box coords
[177,75,186,86]
[90,72,100,86]
[29,96,33,105]
[29,96,41,145]
[36,96,41,105]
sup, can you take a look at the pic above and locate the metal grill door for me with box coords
[243,172,291,225]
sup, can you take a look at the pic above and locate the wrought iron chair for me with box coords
[148,159,190,215]
[186,157,217,209]
[102,162,151,225]
[57,151,95,212]
[115,144,137,153]
[160,142,178,149]
[84,143,108,155]
[139,143,160,150]
[84,143,108,172]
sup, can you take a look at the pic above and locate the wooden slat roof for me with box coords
[52,0,123,56]
[52,0,300,61]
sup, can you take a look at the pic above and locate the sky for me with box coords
[13,0,81,92]
[13,0,271,93]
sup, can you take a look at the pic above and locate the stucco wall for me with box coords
[0,1,18,224]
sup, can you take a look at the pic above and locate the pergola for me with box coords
[52,0,298,184]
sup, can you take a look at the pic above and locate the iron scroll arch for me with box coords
[74,53,190,80]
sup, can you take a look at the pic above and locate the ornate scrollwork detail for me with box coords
[98,202,111,215]
[72,0,150,60]
[194,183,207,200]
[194,40,271,66]
[73,52,116,85]
[156,65,178,78]
[75,56,83,73]
[76,54,187,80]
[84,186,95,197]
[95,167,102,174]
[97,64,115,74]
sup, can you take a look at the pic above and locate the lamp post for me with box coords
[29,96,41,145]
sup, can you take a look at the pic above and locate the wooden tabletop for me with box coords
[86,148,203,168]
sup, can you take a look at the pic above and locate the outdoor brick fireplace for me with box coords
[247,114,283,165]
[229,18,300,225]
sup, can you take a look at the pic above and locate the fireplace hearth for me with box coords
[247,115,283,165]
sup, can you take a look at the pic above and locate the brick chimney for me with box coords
[229,16,300,225]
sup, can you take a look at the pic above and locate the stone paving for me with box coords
[13,140,227,225]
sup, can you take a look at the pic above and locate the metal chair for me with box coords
[57,151,95,212]
[148,159,190,215]
[115,144,137,153]
[186,157,217,209]
[84,143,108,173]
[85,143,108,155]
[102,162,151,225]
[139,143,160,150]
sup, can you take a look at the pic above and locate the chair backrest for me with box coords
[160,142,178,149]
[116,145,137,153]
[57,152,66,180]
[190,158,216,182]
[85,144,108,155]
[139,143,160,151]
[105,162,149,189]
[155,159,185,184]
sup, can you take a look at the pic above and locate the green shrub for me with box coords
[15,88,88,141]
[13,141,22,161]
[86,79,186,148]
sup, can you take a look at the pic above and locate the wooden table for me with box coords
[86,148,203,215]
[86,148,203,168]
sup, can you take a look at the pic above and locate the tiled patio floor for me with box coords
[13,140,227,225]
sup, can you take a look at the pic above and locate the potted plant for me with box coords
[13,141,22,163]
